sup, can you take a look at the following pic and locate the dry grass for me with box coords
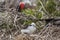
[0,11,60,40]
[0,0,60,40]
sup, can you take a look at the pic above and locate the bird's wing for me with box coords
[21,29,31,34]
[27,26,36,31]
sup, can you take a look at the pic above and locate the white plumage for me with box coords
[21,22,36,34]
[0,0,4,2]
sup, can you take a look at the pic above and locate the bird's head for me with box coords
[30,22,36,26]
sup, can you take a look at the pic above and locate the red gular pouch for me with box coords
[19,2,25,10]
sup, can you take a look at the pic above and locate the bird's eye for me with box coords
[29,25,32,26]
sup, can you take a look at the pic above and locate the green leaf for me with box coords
[45,0,56,13]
